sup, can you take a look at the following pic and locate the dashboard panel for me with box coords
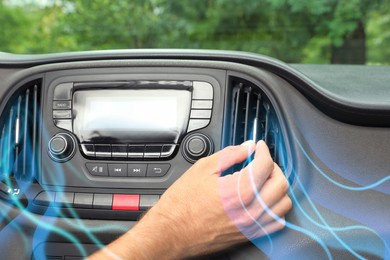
[0,50,389,259]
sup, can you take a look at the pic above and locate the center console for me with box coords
[35,67,225,219]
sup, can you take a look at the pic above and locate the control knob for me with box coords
[48,133,76,162]
[182,133,214,163]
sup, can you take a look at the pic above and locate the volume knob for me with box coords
[182,133,214,163]
[48,133,76,162]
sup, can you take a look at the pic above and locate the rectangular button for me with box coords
[86,163,108,176]
[53,100,71,110]
[144,145,162,158]
[112,145,128,158]
[54,82,73,100]
[81,144,95,157]
[95,144,111,158]
[190,110,212,119]
[147,164,170,177]
[34,191,55,206]
[74,193,93,208]
[191,100,213,109]
[53,110,72,119]
[93,194,113,209]
[108,164,127,177]
[192,81,213,99]
[140,195,159,210]
[112,194,140,211]
[128,145,144,158]
[128,164,147,177]
[161,145,176,158]
[187,119,210,132]
[54,192,74,207]
[54,119,72,132]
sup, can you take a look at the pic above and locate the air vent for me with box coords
[225,77,287,172]
[0,79,41,182]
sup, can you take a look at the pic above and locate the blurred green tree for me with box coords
[0,0,388,64]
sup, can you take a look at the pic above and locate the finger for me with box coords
[257,163,289,208]
[257,195,292,225]
[246,217,286,240]
[205,140,256,174]
[238,141,274,191]
[239,192,291,226]
[254,140,271,159]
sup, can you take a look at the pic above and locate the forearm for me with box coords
[89,207,184,260]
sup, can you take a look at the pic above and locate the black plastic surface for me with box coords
[0,52,388,259]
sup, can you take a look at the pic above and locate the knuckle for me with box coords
[285,196,293,211]
[280,177,289,194]
[224,145,239,153]
[240,187,254,206]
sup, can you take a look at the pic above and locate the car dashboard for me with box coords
[0,50,389,259]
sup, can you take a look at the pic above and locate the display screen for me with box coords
[73,89,191,143]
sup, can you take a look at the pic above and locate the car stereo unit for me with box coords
[49,80,214,162]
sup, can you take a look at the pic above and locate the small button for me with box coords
[108,164,127,177]
[53,100,71,110]
[54,192,74,207]
[54,82,73,100]
[188,136,207,155]
[191,100,213,109]
[147,164,170,177]
[128,145,144,158]
[34,191,55,206]
[161,145,176,158]
[112,194,140,211]
[128,164,147,177]
[112,145,128,158]
[144,145,162,158]
[81,144,95,157]
[193,81,213,99]
[86,163,108,176]
[95,144,111,158]
[54,119,72,132]
[49,136,66,154]
[74,193,93,208]
[53,110,72,119]
[190,110,212,119]
[140,195,159,210]
[93,194,113,209]
[187,119,210,132]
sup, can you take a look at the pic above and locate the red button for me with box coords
[112,194,140,211]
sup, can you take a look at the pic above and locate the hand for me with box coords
[90,140,291,259]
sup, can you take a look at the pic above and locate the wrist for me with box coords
[123,205,186,259]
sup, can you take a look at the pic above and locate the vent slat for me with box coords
[22,89,30,178]
[0,127,5,178]
[232,83,244,145]
[7,108,15,176]
[244,88,251,140]
[31,85,39,180]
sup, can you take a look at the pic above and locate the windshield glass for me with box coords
[1,0,389,64]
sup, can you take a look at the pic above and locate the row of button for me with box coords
[86,163,170,177]
[81,144,176,158]
[34,191,160,211]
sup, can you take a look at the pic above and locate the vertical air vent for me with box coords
[0,79,41,182]
[225,77,287,172]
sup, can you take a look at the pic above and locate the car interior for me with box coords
[0,49,389,259]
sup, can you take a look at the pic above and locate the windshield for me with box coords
[1,0,389,64]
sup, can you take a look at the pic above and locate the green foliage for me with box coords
[0,0,388,64]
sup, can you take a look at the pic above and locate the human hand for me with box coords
[91,140,291,259]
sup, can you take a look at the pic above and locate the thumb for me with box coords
[204,140,256,175]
